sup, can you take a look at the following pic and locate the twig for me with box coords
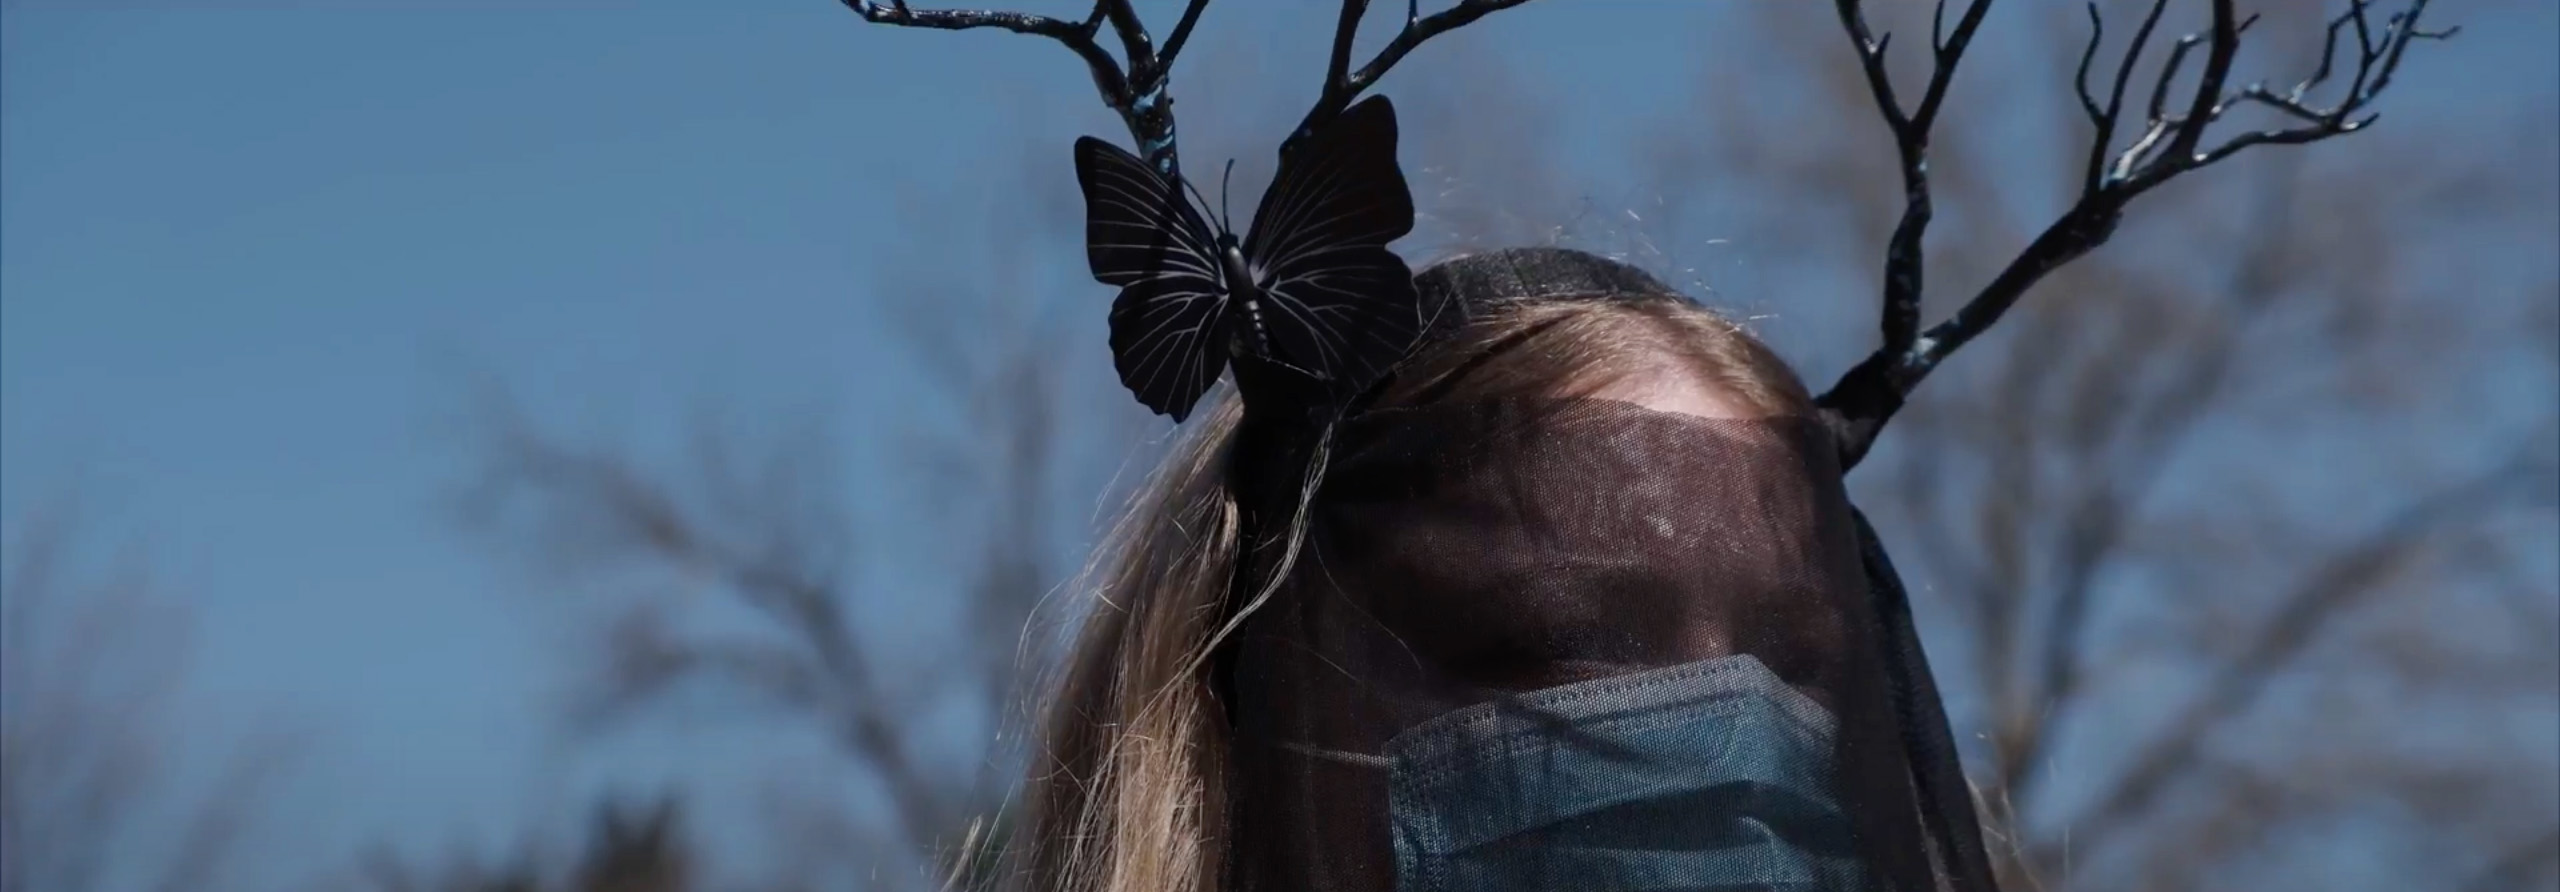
[1819,0,2454,470]
[1835,0,1995,358]
[1283,0,1542,156]
[1816,0,1996,468]
[1159,0,1214,72]
[846,1,1534,177]
[843,1,1209,178]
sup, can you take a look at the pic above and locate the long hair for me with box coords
[1014,290,1815,892]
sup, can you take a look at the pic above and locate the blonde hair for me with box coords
[1012,293,1813,892]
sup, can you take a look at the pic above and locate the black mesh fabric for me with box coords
[1222,398,1940,892]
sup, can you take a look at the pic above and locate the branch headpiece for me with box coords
[842,5,2452,892]
[1816,0,2455,470]
[850,0,1533,427]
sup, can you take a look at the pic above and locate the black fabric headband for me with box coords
[1417,246,1684,310]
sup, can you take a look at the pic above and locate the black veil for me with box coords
[1215,247,1992,892]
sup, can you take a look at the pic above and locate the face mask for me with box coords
[1234,402,1938,891]
[1291,653,1866,892]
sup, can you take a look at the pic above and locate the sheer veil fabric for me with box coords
[1213,250,1944,892]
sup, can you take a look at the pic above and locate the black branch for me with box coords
[1816,0,2453,470]
[1283,0,1540,157]
[843,0,1532,177]
[842,0,1212,178]
[1833,0,1996,363]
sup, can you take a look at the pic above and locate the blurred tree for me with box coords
[452,386,1038,888]
[446,15,1570,890]
[359,797,693,892]
[0,504,302,892]
[456,2,2551,891]
[1646,2,2558,889]
[447,132,1152,888]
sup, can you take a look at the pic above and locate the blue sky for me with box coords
[4,2,2553,890]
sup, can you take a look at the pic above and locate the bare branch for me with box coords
[2,510,299,892]
[2162,2,2250,162]
[1157,0,1214,74]
[2457,826,2560,892]
[848,0,1539,196]
[1098,0,1154,77]
[1285,0,1541,156]
[2036,441,2556,863]
[2078,0,2171,194]
[1697,4,2546,883]
[1834,0,1993,356]
[2072,5,2106,123]
[1813,0,1995,467]
[463,399,973,858]
[1834,1,1911,134]
[145,738,307,892]
[844,2,1122,95]
[2012,180,2293,776]
[1318,0,1369,133]
[2129,0,2451,190]
[842,1,1203,177]
[1917,1,1996,132]
[1819,0,2453,469]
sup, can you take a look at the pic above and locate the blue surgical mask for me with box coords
[1293,654,1864,892]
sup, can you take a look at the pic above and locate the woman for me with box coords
[1017,247,1946,892]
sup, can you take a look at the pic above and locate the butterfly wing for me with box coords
[1238,95,1421,396]
[1074,136,1231,422]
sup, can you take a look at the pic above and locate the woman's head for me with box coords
[1016,248,1896,892]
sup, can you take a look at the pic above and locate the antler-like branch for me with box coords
[1832,0,1996,391]
[1283,0,1540,156]
[1819,0,2453,469]
[842,0,1215,178]
[845,0,1532,172]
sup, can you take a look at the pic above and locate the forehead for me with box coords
[1588,367,1769,421]
[1295,399,1865,688]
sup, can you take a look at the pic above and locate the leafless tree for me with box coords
[448,120,1155,891]
[1,503,304,892]
[356,797,694,892]
[1647,2,2554,889]
[462,1,2541,890]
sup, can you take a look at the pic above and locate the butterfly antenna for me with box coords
[1220,159,1238,236]
[1177,172,1223,237]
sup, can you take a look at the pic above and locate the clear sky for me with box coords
[4,2,2553,890]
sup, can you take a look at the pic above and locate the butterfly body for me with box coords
[1210,233,1278,358]
[1074,95,1422,422]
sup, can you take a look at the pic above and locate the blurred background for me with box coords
[3,1,2554,891]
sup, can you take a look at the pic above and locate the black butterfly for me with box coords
[1073,95,1421,422]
